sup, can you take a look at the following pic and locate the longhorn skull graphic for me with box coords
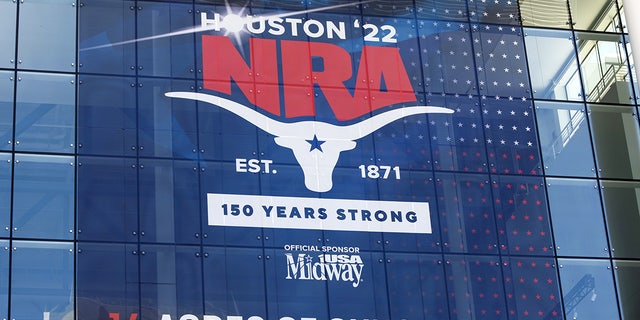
[166,92,454,192]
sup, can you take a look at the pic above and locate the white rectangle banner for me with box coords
[208,193,431,234]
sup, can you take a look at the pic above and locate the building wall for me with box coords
[0,0,639,319]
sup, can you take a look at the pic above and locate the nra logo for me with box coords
[167,13,453,192]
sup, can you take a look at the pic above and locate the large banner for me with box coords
[72,1,561,320]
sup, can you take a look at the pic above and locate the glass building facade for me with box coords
[0,0,639,319]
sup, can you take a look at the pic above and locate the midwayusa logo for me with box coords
[166,11,454,192]
[285,253,365,288]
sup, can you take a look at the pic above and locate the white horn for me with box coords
[165,92,291,137]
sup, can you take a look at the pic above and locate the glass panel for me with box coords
[327,251,388,319]
[535,101,595,177]
[200,161,264,246]
[418,21,476,96]
[12,154,74,240]
[501,256,563,319]
[444,254,507,319]
[482,98,541,175]
[435,173,499,254]
[525,28,583,101]
[362,0,415,17]
[372,113,433,171]
[427,95,488,173]
[386,253,448,319]
[547,178,609,257]
[77,156,138,242]
[626,35,640,102]
[570,0,622,32]
[469,0,519,25]
[520,0,571,29]
[251,0,304,10]
[76,242,139,319]
[306,0,361,14]
[0,153,9,237]
[137,1,196,78]
[265,248,329,319]
[203,247,266,316]
[493,175,553,256]
[577,32,634,104]
[78,0,136,75]
[10,241,74,320]
[0,71,13,152]
[137,78,197,159]
[0,0,16,69]
[472,24,530,99]
[600,180,640,258]
[140,245,203,318]
[588,104,640,180]
[614,260,640,320]
[321,230,382,254]
[15,72,75,153]
[0,240,7,320]
[415,0,468,21]
[558,259,619,320]
[196,84,259,162]
[17,0,75,72]
[77,75,137,156]
[139,159,201,244]
[380,171,441,253]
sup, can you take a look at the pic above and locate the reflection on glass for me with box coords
[0,240,7,320]
[15,72,75,153]
[265,248,329,319]
[493,175,553,255]
[0,71,12,152]
[535,101,595,177]
[502,256,562,318]
[614,260,640,319]
[601,180,640,258]
[435,173,498,254]
[77,156,138,242]
[520,0,570,29]
[137,2,195,78]
[204,247,266,316]
[577,32,633,104]
[0,1,16,69]
[12,154,74,240]
[78,0,136,75]
[140,245,204,318]
[558,259,619,320]
[327,252,388,319]
[468,0,519,25]
[137,78,197,159]
[415,0,468,21]
[444,254,507,318]
[624,35,640,102]
[569,0,622,32]
[362,0,415,17]
[18,0,75,71]
[386,253,448,319]
[0,153,10,237]
[547,178,608,257]
[588,104,640,180]
[76,242,139,319]
[10,241,74,320]
[139,159,200,244]
[77,75,137,156]
[525,28,583,101]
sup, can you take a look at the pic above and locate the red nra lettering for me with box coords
[201,35,416,121]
